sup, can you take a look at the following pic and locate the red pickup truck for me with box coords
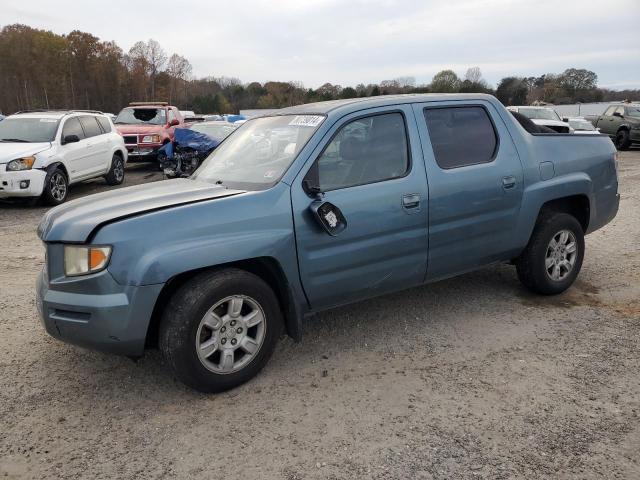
[114,102,185,161]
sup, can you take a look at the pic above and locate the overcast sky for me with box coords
[4,0,640,89]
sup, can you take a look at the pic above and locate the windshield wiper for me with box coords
[0,138,29,143]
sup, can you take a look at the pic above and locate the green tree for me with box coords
[430,70,460,93]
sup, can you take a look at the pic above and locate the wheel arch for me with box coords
[537,194,590,233]
[145,256,302,349]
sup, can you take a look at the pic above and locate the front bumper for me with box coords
[0,164,46,198]
[125,144,162,162]
[36,262,163,356]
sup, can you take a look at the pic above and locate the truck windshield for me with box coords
[518,108,561,121]
[192,114,324,190]
[114,108,167,125]
[0,117,59,142]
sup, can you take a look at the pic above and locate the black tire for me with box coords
[41,165,68,206]
[516,212,585,295]
[614,129,631,151]
[159,268,283,393]
[104,153,125,185]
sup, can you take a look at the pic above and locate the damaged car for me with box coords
[158,121,238,177]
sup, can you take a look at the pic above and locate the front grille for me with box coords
[548,125,570,134]
[123,135,138,145]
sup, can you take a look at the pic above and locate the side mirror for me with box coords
[613,112,623,118]
[562,117,569,123]
[169,119,180,126]
[62,134,80,145]
[309,201,347,236]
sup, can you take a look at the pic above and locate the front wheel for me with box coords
[159,269,283,392]
[614,129,631,151]
[516,212,585,295]
[41,165,68,205]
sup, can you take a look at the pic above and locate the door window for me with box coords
[308,112,409,192]
[423,106,497,169]
[96,116,112,133]
[61,117,85,141]
[79,116,102,138]
[168,109,176,123]
[604,106,617,116]
[615,106,625,116]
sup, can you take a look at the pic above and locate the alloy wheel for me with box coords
[545,229,577,281]
[195,295,266,374]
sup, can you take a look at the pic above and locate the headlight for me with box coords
[141,135,160,143]
[6,156,36,171]
[64,245,112,276]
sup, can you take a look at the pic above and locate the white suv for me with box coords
[0,110,127,205]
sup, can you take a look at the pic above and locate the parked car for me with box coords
[0,110,126,205]
[114,102,185,161]
[589,104,640,150]
[0,114,5,122]
[567,117,601,135]
[158,121,239,178]
[507,106,574,133]
[37,94,619,392]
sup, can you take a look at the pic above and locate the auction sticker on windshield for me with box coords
[288,115,324,127]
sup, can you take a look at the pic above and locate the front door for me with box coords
[291,107,429,310]
[412,101,524,281]
[59,117,92,181]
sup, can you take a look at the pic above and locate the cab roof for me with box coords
[277,93,498,116]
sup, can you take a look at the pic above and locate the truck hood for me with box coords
[115,125,165,135]
[0,142,51,164]
[37,179,245,242]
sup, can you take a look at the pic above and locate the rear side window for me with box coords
[79,116,102,138]
[309,112,409,191]
[61,117,85,141]
[96,116,111,133]
[423,106,497,169]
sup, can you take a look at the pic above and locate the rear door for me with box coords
[291,106,429,309]
[412,100,524,281]
[79,116,109,174]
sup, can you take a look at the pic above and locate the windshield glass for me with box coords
[0,117,59,142]
[192,114,324,190]
[191,123,237,141]
[518,108,561,121]
[115,108,166,125]
[627,107,640,118]
[568,119,596,131]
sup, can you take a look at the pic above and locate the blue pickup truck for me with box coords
[37,94,619,392]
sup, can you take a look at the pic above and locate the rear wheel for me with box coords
[159,269,283,392]
[104,153,125,185]
[41,165,68,205]
[614,129,631,151]
[516,212,584,295]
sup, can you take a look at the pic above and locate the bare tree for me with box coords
[464,67,483,84]
[146,39,167,100]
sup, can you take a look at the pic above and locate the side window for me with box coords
[310,112,409,191]
[615,106,625,116]
[604,106,616,116]
[61,117,85,141]
[78,116,102,138]
[423,106,497,169]
[168,109,176,123]
[96,116,111,133]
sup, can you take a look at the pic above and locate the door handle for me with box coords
[502,176,516,189]
[402,193,420,209]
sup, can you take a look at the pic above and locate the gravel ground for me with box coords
[0,153,639,480]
